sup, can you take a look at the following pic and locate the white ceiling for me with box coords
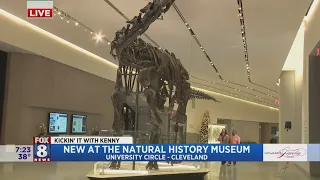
[0,41,34,54]
[0,0,312,108]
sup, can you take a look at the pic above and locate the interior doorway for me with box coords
[0,51,8,143]
[259,124,261,144]
[122,104,136,131]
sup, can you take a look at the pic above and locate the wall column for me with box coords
[279,71,302,144]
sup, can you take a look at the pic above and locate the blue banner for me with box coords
[49,144,263,161]
[308,144,320,161]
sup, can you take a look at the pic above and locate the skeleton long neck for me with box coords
[111,0,175,57]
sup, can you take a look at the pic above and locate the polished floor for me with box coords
[206,162,316,180]
[0,162,317,180]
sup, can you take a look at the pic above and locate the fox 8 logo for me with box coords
[36,144,48,158]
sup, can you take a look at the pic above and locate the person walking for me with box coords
[228,130,240,166]
[218,128,229,165]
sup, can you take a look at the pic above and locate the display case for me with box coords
[87,161,208,179]
[208,124,226,144]
[86,130,209,179]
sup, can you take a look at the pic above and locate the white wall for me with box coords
[279,25,307,174]
[0,9,279,136]
[217,119,261,143]
[230,120,260,143]
[1,53,115,144]
[281,21,305,144]
[186,95,278,134]
[278,0,320,174]
[0,9,117,82]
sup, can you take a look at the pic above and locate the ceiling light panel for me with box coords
[235,0,278,93]
[172,3,278,103]
[53,7,111,44]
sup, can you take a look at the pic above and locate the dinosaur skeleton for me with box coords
[109,0,218,170]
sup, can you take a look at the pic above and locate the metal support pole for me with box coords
[132,81,139,170]
[135,86,139,133]
[184,124,187,144]
[167,113,170,144]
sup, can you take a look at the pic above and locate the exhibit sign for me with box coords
[71,115,87,133]
[27,0,53,19]
[49,113,67,134]
[1,137,320,162]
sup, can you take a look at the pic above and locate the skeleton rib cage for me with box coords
[115,39,191,109]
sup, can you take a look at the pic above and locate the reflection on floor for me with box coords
[206,162,317,180]
[0,162,318,180]
[88,162,206,178]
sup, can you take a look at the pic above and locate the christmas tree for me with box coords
[199,110,211,144]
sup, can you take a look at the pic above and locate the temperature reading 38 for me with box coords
[18,154,31,160]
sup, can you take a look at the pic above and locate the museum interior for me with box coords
[0,0,320,179]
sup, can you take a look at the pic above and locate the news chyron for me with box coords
[33,136,131,162]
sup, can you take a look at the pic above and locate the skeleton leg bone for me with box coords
[109,77,126,170]
[137,67,162,170]
[146,124,161,170]
[144,88,162,170]
[168,83,190,165]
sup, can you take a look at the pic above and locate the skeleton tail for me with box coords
[190,89,220,102]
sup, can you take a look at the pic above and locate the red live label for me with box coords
[317,48,320,56]
[28,9,52,18]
